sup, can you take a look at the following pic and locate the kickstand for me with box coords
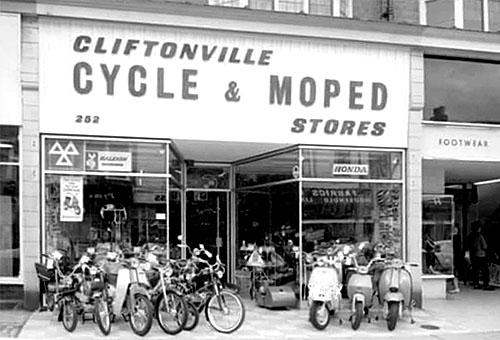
[409,300,416,324]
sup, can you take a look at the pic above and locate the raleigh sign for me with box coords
[39,18,410,147]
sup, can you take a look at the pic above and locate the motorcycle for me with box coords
[377,257,418,331]
[102,251,154,336]
[306,247,344,330]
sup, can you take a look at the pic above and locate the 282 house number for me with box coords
[75,115,100,124]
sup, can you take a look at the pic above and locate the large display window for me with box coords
[0,126,20,278]
[42,136,181,262]
[235,146,404,299]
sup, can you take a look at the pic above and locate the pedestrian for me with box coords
[467,220,493,290]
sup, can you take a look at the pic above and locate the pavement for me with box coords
[1,284,500,339]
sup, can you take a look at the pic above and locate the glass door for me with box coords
[186,191,229,267]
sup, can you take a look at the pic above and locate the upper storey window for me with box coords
[424,57,500,124]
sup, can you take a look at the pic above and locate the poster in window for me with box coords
[60,176,83,222]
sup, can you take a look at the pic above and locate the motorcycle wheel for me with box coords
[156,291,188,335]
[309,301,330,330]
[387,301,399,331]
[184,301,199,331]
[94,297,111,336]
[205,289,245,333]
[129,293,154,336]
[61,298,78,332]
[46,294,55,312]
[351,301,363,330]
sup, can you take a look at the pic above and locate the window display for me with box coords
[235,147,404,299]
[43,137,179,263]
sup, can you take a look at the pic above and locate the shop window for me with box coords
[187,165,230,189]
[43,137,176,264]
[303,182,403,258]
[302,149,402,180]
[422,195,454,275]
[235,149,299,188]
[424,57,500,124]
[426,0,455,28]
[0,126,20,277]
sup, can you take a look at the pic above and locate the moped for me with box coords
[377,257,417,331]
[346,254,384,330]
[306,248,344,330]
[102,252,154,336]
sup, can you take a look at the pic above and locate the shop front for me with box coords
[37,16,412,303]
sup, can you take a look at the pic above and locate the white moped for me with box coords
[306,248,344,330]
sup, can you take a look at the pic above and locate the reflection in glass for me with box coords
[0,164,20,277]
[45,175,169,263]
[0,126,19,163]
[302,149,402,180]
[422,195,454,275]
[424,58,500,124]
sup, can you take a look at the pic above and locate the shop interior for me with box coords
[422,159,500,288]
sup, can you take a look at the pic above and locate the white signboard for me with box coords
[422,124,499,161]
[333,163,369,176]
[0,13,21,125]
[39,18,410,148]
[98,151,132,172]
[60,176,84,222]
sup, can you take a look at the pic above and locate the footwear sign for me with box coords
[60,176,83,222]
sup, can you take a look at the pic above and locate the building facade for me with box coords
[2,0,500,310]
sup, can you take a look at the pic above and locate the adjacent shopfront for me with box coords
[38,16,411,298]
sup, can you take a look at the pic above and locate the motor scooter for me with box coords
[346,254,384,330]
[377,257,418,331]
[103,252,154,336]
[306,248,344,330]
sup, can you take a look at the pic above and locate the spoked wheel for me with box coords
[205,289,245,333]
[156,291,188,335]
[61,298,78,332]
[129,293,154,336]
[94,297,111,335]
[184,301,199,331]
[351,301,363,330]
[309,301,330,330]
[387,301,399,331]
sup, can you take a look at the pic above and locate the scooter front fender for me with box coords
[383,292,404,319]
[351,293,365,312]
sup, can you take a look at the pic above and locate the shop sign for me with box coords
[332,163,369,176]
[60,176,83,222]
[39,18,410,148]
[0,13,21,125]
[422,124,498,161]
[87,151,132,172]
[46,139,84,171]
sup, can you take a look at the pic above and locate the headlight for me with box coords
[165,266,173,277]
[216,270,223,279]
[89,267,97,276]
[130,258,139,268]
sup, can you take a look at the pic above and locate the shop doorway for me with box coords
[186,191,229,268]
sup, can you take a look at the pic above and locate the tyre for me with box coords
[156,291,188,335]
[61,298,78,332]
[184,301,199,331]
[129,293,154,336]
[387,301,399,331]
[309,301,330,330]
[205,289,245,333]
[94,297,111,336]
[351,301,363,330]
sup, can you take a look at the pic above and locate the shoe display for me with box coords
[482,285,495,291]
